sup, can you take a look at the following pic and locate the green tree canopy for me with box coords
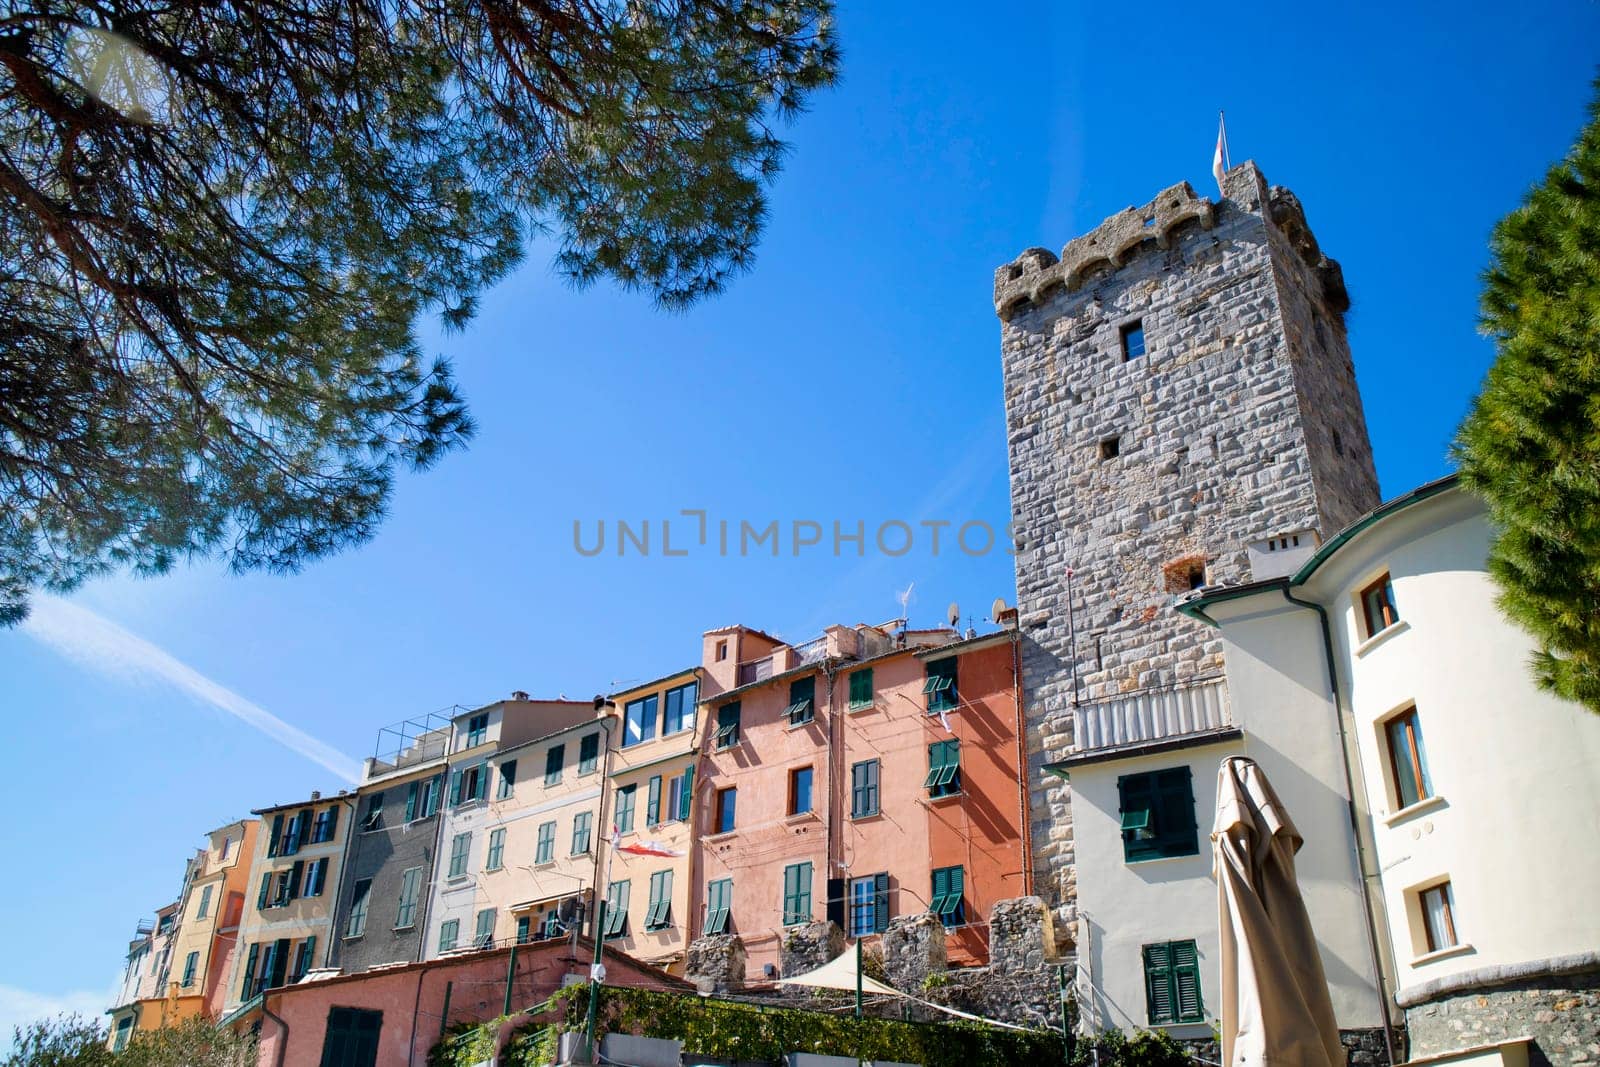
[1456,77,1600,712]
[5,1014,254,1066]
[1,0,838,623]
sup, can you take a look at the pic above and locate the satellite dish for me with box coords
[992,597,1008,623]
[947,602,960,627]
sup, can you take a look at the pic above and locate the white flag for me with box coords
[1213,112,1228,194]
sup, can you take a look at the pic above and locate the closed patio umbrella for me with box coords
[1213,756,1343,1067]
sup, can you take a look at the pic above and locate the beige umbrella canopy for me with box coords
[1213,756,1343,1067]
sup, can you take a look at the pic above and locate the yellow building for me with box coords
[223,791,356,1022]
[597,668,701,975]
[162,819,260,1021]
[431,703,613,953]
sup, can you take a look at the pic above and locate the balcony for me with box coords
[1070,676,1232,756]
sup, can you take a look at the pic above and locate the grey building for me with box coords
[994,162,1381,929]
[328,717,450,973]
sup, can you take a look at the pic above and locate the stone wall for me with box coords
[684,934,746,994]
[881,913,946,994]
[1404,967,1600,1066]
[993,162,1381,924]
[778,920,844,978]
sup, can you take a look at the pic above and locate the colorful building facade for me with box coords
[597,668,700,973]
[694,620,1029,979]
[224,791,355,1019]
[424,699,607,958]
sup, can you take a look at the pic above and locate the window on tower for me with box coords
[1121,320,1146,360]
[1099,436,1121,461]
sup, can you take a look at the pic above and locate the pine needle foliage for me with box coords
[0,0,839,623]
[1456,76,1600,713]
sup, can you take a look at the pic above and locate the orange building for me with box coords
[692,619,1030,978]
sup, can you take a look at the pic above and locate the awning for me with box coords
[776,950,901,997]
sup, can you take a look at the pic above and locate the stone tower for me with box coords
[995,162,1381,926]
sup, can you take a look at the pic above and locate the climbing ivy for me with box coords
[543,984,1065,1066]
[426,1015,509,1067]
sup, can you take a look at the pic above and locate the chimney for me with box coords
[310,790,321,802]
[512,690,529,701]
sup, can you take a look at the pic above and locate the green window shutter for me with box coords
[545,745,564,785]
[849,668,874,709]
[579,733,599,774]
[924,741,960,795]
[647,776,662,826]
[646,870,673,929]
[268,937,290,989]
[439,919,458,952]
[302,934,317,974]
[257,872,271,910]
[1167,939,1204,1022]
[240,943,259,999]
[448,769,463,807]
[298,809,313,847]
[404,782,418,822]
[873,872,890,933]
[1119,772,1158,862]
[288,860,304,901]
[603,881,630,937]
[782,862,812,925]
[678,767,695,820]
[617,785,636,833]
[324,805,339,841]
[1155,768,1199,858]
[705,878,732,935]
[715,703,741,748]
[267,814,284,857]
[786,676,815,725]
[1143,942,1176,1025]
[924,657,958,711]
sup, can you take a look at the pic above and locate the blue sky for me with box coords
[4,0,1597,1035]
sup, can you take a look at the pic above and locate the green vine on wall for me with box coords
[545,985,1065,1067]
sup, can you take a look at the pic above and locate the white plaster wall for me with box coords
[1302,490,1600,996]
[1074,592,1387,1036]
[1071,738,1240,1038]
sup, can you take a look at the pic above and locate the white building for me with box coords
[1053,561,1390,1055]
[1178,476,1600,1065]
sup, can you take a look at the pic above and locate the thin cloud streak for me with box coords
[22,597,362,783]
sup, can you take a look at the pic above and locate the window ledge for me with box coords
[1382,794,1446,827]
[847,702,877,715]
[1356,619,1410,657]
[784,811,819,825]
[786,718,816,731]
[850,811,884,823]
[532,861,557,871]
[1124,849,1203,867]
[1411,943,1475,967]
[704,830,737,843]
[921,792,965,806]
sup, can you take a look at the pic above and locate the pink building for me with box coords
[692,620,1031,979]
[250,938,686,1066]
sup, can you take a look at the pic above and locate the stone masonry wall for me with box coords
[1404,968,1600,1066]
[994,163,1381,926]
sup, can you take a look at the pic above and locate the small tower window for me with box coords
[1332,429,1346,456]
[715,640,728,661]
[1121,320,1146,361]
[1162,555,1208,594]
[1099,437,1121,461]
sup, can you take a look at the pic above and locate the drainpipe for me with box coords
[1277,587,1399,1067]
[821,660,841,911]
[1010,628,1034,896]
[261,995,290,1067]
